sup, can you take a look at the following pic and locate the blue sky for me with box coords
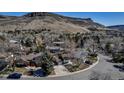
[0,12,124,26]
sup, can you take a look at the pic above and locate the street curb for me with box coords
[46,56,99,78]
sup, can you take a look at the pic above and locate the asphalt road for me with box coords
[21,54,124,80]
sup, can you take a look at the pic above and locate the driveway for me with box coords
[54,65,70,75]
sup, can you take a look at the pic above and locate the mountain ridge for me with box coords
[108,25,124,31]
[0,12,106,33]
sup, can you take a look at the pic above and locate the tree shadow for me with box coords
[113,64,124,72]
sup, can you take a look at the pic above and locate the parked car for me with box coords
[33,69,46,77]
[85,60,93,65]
[7,73,22,79]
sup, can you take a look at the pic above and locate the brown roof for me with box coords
[0,53,7,59]
[21,52,42,61]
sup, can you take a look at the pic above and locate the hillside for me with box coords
[108,25,124,31]
[0,12,105,33]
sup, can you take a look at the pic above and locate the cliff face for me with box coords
[0,12,105,33]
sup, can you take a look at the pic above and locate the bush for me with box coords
[88,53,97,57]
[25,38,33,47]
[112,53,124,63]
[105,42,112,54]
[0,35,6,41]
[64,64,77,72]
